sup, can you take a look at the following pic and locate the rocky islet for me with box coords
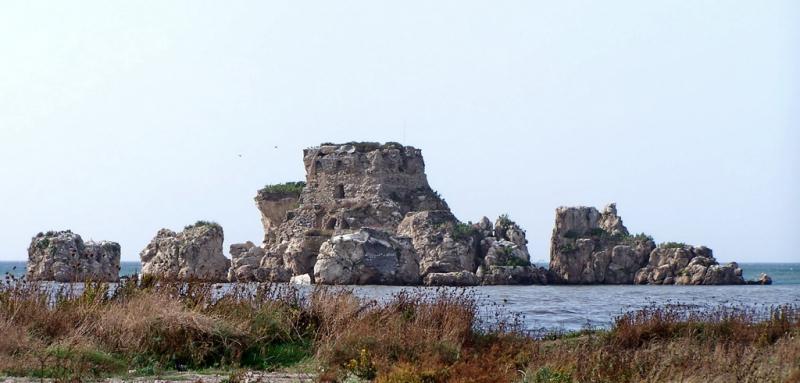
[25,142,771,285]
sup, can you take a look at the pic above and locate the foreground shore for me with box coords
[1,276,798,383]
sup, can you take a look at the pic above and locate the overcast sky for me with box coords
[1,1,798,263]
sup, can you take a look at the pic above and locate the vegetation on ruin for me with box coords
[258,181,306,196]
[659,241,689,249]
[184,220,223,231]
[0,274,798,382]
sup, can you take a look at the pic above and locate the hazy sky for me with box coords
[1,1,798,263]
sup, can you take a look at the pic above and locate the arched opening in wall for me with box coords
[326,218,337,230]
[335,184,345,199]
[314,160,322,173]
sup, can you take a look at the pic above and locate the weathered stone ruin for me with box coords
[140,221,230,282]
[27,230,120,282]
[549,203,756,285]
[233,142,549,285]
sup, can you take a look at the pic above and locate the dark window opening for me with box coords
[326,218,337,230]
[335,184,345,199]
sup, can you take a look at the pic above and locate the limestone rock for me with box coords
[396,210,477,276]
[140,222,230,282]
[423,271,480,286]
[635,245,745,285]
[259,143,448,279]
[27,230,120,282]
[255,255,292,282]
[290,274,312,285]
[255,183,303,245]
[548,204,654,284]
[228,241,266,282]
[313,228,419,285]
[477,265,548,285]
[750,273,773,285]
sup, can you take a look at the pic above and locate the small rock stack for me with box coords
[140,222,230,282]
[27,230,120,282]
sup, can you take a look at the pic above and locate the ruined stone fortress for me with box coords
[26,142,771,285]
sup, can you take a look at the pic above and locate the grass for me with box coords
[1,274,798,382]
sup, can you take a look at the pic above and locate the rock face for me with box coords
[314,228,419,285]
[396,211,477,276]
[255,183,303,245]
[549,204,748,285]
[549,203,655,284]
[227,241,265,282]
[27,230,120,282]
[140,222,230,282]
[243,142,548,285]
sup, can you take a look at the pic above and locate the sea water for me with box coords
[1,261,798,331]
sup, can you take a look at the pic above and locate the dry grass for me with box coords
[0,273,798,382]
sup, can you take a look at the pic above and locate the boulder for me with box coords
[27,230,120,282]
[227,241,266,282]
[749,273,773,285]
[313,228,420,285]
[140,222,230,282]
[423,271,480,286]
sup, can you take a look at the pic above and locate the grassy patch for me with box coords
[1,277,798,382]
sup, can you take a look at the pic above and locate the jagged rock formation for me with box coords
[140,222,230,282]
[27,230,120,282]
[240,142,548,285]
[634,246,743,285]
[255,183,303,245]
[549,204,753,285]
[549,204,655,284]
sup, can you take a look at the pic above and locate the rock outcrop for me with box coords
[241,142,548,285]
[140,222,230,282]
[549,204,751,285]
[634,246,744,285]
[255,183,303,245]
[27,230,120,282]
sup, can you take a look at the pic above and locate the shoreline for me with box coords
[1,279,798,382]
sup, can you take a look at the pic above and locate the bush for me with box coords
[502,257,531,267]
[259,181,306,195]
[659,241,688,249]
[183,220,222,231]
[451,222,476,241]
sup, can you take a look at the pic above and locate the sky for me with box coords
[0,1,798,263]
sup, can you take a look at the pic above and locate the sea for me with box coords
[2,262,798,331]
